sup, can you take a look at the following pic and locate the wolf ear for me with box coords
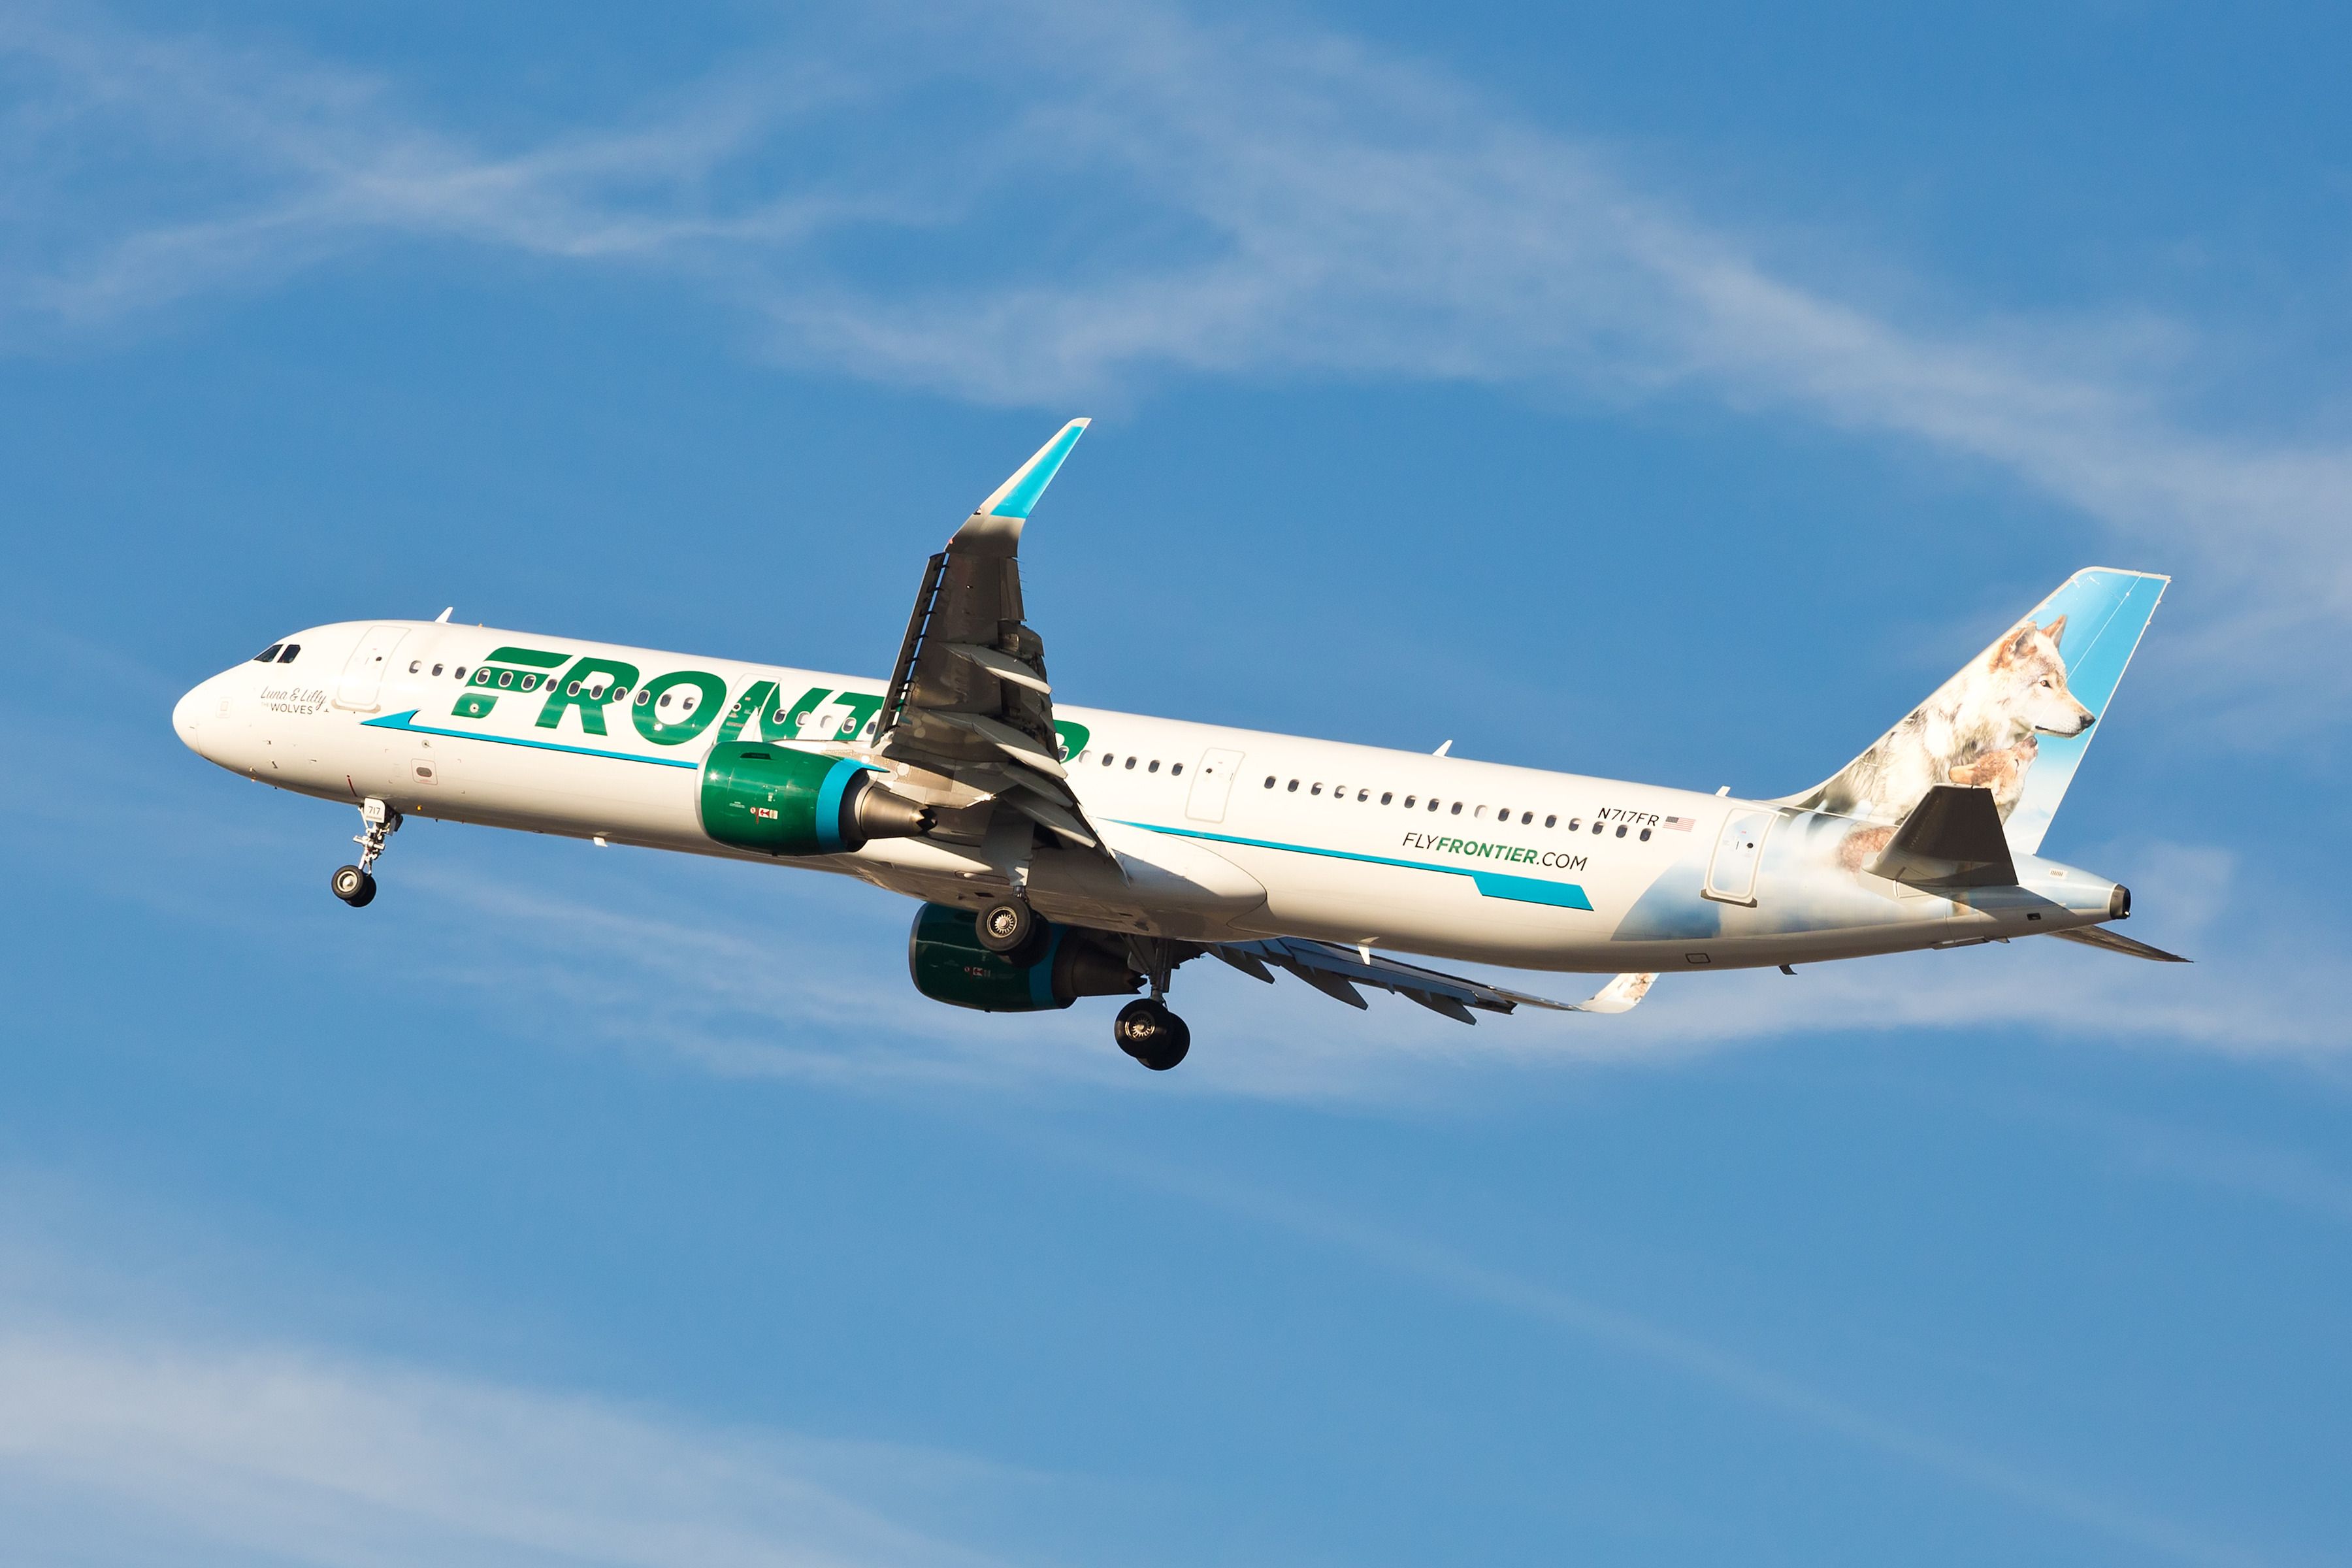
[2041,614,2068,648]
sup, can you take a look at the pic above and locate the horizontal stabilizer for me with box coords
[1868,785,2017,890]
[2050,926,2190,963]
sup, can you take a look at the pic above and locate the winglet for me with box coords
[977,419,1089,520]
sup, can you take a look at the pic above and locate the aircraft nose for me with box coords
[173,676,218,756]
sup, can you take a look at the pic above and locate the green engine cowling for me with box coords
[906,902,1143,1013]
[699,742,932,857]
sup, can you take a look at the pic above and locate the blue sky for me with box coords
[3,2,2349,1563]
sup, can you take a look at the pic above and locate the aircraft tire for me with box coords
[332,865,376,907]
[1114,999,1190,1071]
[975,897,1038,956]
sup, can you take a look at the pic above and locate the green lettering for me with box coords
[831,691,884,741]
[781,686,833,736]
[717,679,781,743]
[634,670,728,747]
[538,657,642,736]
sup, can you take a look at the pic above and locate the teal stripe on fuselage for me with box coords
[1119,821,1593,911]
[362,710,701,768]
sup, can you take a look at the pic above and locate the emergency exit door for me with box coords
[1186,749,1246,823]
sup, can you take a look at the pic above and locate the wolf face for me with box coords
[1984,615,2094,742]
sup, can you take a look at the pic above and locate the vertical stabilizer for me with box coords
[1784,568,2167,855]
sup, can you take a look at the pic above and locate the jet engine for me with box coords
[906,902,1142,1013]
[699,742,932,857]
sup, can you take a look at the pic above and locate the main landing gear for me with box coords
[1113,937,1190,1071]
[975,896,1045,962]
[331,797,400,908]
[1114,998,1190,1071]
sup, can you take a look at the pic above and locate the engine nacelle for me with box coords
[699,742,932,857]
[906,902,1142,1013]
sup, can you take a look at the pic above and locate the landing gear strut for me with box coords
[331,797,399,908]
[1113,936,1190,1070]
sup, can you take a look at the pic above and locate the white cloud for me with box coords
[0,1322,1037,1568]
[2,1,2349,702]
[397,823,2340,1118]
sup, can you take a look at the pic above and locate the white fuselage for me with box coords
[174,619,2125,973]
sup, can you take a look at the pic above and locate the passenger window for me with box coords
[408,660,421,674]
[253,644,283,662]
[1382,792,1394,805]
[1311,783,1322,796]
[278,644,301,662]
[1264,776,1277,789]
[1287,779,1299,792]
[1592,821,1603,834]
[1148,760,1160,773]
[432,664,444,677]
[1357,789,1368,802]
[1521,811,1533,825]
[1640,828,1652,841]
[1615,825,1627,838]
[1124,757,1137,770]
[1104,753,1116,766]
[1403,795,1416,808]
[1428,799,1441,812]
[1451,802,1464,815]
[521,674,540,691]
[453,667,467,681]
[636,690,651,706]
[498,671,515,687]
[1475,806,1489,819]
[1171,763,1183,776]
[1544,814,1556,828]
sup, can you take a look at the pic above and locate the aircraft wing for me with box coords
[874,420,1114,860]
[1213,937,1658,1022]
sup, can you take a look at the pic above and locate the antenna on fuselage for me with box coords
[1433,740,1452,757]
[434,606,453,623]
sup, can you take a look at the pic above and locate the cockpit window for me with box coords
[276,644,301,663]
[253,644,283,662]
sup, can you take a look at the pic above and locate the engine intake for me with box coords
[700,742,933,857]
[906,902,1141,1013]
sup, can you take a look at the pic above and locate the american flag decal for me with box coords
[1663,816,1696,831]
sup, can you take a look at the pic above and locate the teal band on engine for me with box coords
[813,757,873,853]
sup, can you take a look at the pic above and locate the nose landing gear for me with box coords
[331,797,400,907]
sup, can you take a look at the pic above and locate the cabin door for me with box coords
[1186,749,1246,823]
[1704,809,1774,905]
[334,625,409,713]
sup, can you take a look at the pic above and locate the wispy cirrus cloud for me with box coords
[1,1,2348,706]
[0,1320,1055,1568]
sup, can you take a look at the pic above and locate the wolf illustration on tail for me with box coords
[1784,568,2168,860]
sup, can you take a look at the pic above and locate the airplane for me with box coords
[173,420,2183,1071]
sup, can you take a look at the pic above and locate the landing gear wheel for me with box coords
[331,864,376,907]
[1114,998,1191,1071]
[975,898,1040,956]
